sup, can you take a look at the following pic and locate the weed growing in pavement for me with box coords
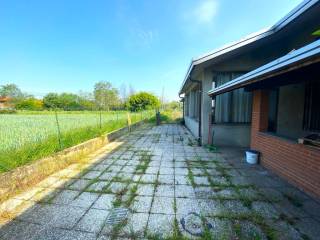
[283,193,303,208]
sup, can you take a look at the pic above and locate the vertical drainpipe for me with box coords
[190,78,202,146]
[179,93,184,122]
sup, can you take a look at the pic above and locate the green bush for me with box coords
[127,92,160,112]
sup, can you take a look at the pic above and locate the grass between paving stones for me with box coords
[209,212,277,240]
[283,192,303,208]
[106,150,154,238]
[186,161,196,187]
[152,133,161,143]
[195,156,270,209]
[135,151,153,174]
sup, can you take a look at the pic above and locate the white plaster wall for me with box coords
[185,116,199,138]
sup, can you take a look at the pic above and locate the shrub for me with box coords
[127,92,160,112]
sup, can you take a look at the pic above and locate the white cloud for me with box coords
[135,28,157,48]
[183,0,218,26]
[194,0,218,24]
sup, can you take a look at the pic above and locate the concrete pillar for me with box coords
[189,91,194,117]
[201,69,213,145]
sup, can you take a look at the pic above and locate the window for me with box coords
[214,72,252,123]
[268,89,279,132]
[303,80,320,132]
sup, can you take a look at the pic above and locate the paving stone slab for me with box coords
[207,217,234,240]
[252,201,280,219]
[32,228,97,240]
[175,175,191,185]
[146,214,175,238]
[197,199,224,216]
[151,197,174,214]
[68,179,91,191]
[75,208,110,233]
[175,185,196,198]
[108,182,127,194]
[83,170,102,179]
[158,174,174,185]
[222,200,250,215]
[121,213,149,237]
[132,196,153,213]
[155,185,174,197]
[0,220,44,240]
[99,172,117,181]
[176,197,199,216]
[136,184,155,196]
[140,174,157,183]
[92,194,115,210]
[87,181,109,192]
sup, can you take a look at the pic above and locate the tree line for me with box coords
[0,81,162,112]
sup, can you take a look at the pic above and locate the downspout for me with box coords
[190,78,202,146]
[179,93,184,122]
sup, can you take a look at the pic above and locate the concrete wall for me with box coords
[212,124,251,147]
[184,116,199,138]
[201,69,213,145]
[277,83,305,140]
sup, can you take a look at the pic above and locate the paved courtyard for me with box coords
[1,124,320,239]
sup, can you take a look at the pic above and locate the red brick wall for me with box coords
[251,90,320,199]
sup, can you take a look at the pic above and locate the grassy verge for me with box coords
[0,113,152,173]
[149,110,182,124]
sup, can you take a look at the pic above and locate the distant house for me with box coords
[0,97,12,109]
[179,0,320,199]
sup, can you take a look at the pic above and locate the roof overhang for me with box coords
[208,39,320,97]
[178,0,320,95]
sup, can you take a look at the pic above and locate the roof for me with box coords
[208,39,320,96]
[0,97,11,102]
[179,0,319,94]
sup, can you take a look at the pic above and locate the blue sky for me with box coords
[0,0,301,101]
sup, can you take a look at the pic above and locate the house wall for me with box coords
[251,90,320,199]
[184,116,199,138]
[213,124,251,147]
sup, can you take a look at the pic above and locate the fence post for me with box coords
[99,107,102,131]
[54,110,62,149]
[127,112,131,132]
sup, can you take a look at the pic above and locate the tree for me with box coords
[78,91,95,110]
[94,81,120,110]
[127,92,160,112]
[0,84,23,99]
[15,97,43,110]
[43,93,61,109]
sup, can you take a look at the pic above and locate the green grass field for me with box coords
[0,110,153,172]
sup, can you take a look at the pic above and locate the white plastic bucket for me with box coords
[245,150,259,164]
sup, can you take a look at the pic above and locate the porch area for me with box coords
[0,124,320,239]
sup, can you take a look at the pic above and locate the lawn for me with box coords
[0,110,153,172]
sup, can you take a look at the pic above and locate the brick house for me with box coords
[209,39,320,199]
[0,97,12,109]
[179,0,320,199]
[179,0,320,147]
